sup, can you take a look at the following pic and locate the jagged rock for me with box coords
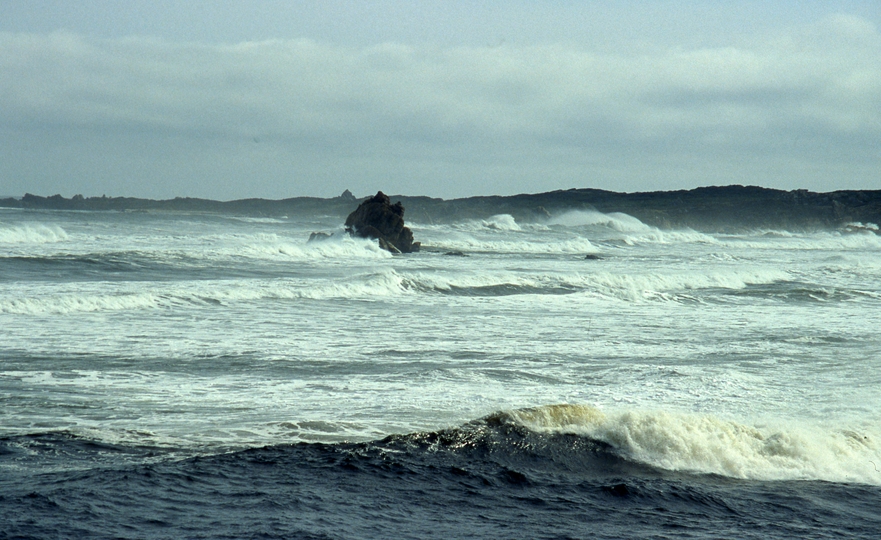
[345,191,420,253]
[584,253,602,260]
[339,189,356,202]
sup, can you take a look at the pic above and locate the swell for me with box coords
[3,413,881,540]
[2,262,857,314]
[0,265,788,314]
[5,404,879,486]
[0,252,180,282]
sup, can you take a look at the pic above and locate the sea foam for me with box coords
[0,223,69,244]
[481,214,521,231]
[549,210,653,232]
[548,210,719,245]
[509,404,881,485]
[0,270,411,314]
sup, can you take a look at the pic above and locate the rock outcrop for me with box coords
[345,191,420,253]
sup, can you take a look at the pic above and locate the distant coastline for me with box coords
[2,186,880,232]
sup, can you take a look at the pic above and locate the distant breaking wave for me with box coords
[549,210,654,232]
[547,210,721,245]
[0,266,796,314]
[426,235,599,255]
[0,223,69,244]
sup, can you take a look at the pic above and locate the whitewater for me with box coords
[2,206,880,538]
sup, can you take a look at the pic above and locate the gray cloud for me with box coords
[1,13,879,199]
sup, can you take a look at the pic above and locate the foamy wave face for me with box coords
[549,210,652,233]
[0,223,69,244]
[137,232,392,264]
[723,230,881,251]
[234,234,392,261]
[0,270,411,315]
[384,266,790,302]
[585,268,790,302]
[430,236,598,255]
[845,222,879,232]
[481,214,521,231]
[509,404,881,485]
[438,214,526,234]
[548,210,719,245]
[620,229,720,245]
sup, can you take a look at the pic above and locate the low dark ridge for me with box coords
[3,185,880,232]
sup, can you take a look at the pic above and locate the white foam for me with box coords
[375,265,790,303]
[142,232,392,263]
[621,229,720,245]
[430,236,598,255]
[510,404,881,485]
[0,270,411,314]
[845,222,879,232]
[222,216,289,224]
[481,214,521,231]
[722,231,881,251]
[549,210,653,233]
[547,210,720,245]
[0,223,69,244]
[447,214,524,233]
[581,267,790,302]
[234,234,392,261]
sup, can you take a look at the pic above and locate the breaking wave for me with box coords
[191,232,392,261]
[505,404,881,485]
[427,236,599,255]
[406,266,790,301]
[547,210,719,245]
[549,210,653,232]
[481,214,521,231]
[721,230,881,251]
[0,270,411,314]
[0,264,797,314]
[0,223,69,244]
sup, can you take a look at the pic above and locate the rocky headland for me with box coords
[3,186,880,232]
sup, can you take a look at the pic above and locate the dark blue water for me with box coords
[3,414,879,539]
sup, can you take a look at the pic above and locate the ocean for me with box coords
[1,206,880,539]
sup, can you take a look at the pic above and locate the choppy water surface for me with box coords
[2,207,880,538]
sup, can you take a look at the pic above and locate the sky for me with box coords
[1,1,879,200]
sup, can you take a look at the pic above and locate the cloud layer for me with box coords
[1,14,879,199]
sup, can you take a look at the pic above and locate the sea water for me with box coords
[1,206,880,538]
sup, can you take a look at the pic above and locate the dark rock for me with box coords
[308,232,333,242]
[378,238,402,254]
[584,254,602,260]
[344,191,420,253]
[339,189,357,202]
[443,251,467,257]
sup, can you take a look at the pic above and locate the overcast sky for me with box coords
[1,1,879,200]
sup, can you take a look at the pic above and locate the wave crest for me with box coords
[505,404,881,485]
[0,223,69,244]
